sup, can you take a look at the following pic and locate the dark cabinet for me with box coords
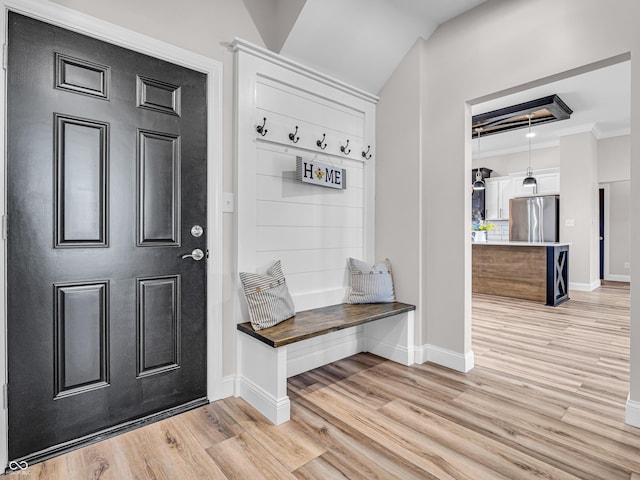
[471,168,492,222]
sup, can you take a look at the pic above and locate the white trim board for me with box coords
[569,280,601,292]
[600,182,631,284]
[415,344,475,373]
[605,274,631,283]
[230,38,379,104]
[626,394,640,428]
[0,0,224,469]
[602,183,611,283]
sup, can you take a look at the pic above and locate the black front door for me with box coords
[7,13,208,462]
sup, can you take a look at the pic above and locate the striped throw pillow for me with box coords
[239,260,296,331]
[346,258,396,304]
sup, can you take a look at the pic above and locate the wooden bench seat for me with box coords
[237,301,416,348]
[236,301,416,425]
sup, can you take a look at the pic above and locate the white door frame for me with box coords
[0,0,224,468]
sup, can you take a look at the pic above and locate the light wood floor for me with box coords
[9,284,639,479]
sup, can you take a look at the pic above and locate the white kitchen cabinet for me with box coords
[511,175,532,197]
[512,169,560,197]
[536,171,560,194]
[484,177,512,220]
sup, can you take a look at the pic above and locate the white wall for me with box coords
[608,181,631,277]
[560,132,599,290]
[376,0,640,406]
[472,146,560,177]
[599,134,631,182]
[376,39,423,343]
[241,0,306,52]
[475,134,630,181]
[50,0,264,378]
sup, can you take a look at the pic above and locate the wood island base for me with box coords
[472,242,569,306]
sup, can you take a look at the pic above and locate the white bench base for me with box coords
[235,311,414,425]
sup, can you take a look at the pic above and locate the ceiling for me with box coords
[241,1,630,159]
[472,61,631,159]
[243,0,487,94]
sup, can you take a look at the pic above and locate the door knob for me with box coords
[182,248,204,261]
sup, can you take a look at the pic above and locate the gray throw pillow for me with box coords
[239,260,296,331]
[346,258,396,304]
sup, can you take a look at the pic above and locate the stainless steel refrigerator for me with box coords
[509,195,559,242]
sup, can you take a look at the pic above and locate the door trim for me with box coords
[600,182,631,283]
[0,0,224,469]
[599,187,605,280]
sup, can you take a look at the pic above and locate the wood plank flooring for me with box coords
[9,284,639,479]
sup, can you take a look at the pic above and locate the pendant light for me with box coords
[523,114,537,188]
[472,128,485,191]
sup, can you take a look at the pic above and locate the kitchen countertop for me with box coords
[473,241,571,247]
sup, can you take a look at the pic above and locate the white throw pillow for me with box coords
[239,260,296,331]
[346,258,396,304]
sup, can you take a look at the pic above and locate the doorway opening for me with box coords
[468,56,632,434]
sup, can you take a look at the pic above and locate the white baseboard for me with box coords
[287,328,364,378]
[211,375,235,401]
[235,375,290,425]
[604,274,630,282]
[366,338,415,366]
[416,344,474,373]
[569,280,601,292]
[415,344,429,365]
[626,394,640,428]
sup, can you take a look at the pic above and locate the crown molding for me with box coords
[229,37,379,104]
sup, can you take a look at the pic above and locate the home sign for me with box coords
[295,156,347,190]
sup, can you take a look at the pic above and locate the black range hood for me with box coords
[472,94,572,137]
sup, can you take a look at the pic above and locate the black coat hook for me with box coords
[256,117,268,136]
[340,139,351,155]
[288,126,299,143]
[316,133,327,150]
[362,145,372,159]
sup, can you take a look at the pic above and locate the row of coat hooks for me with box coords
[256,117,373,159]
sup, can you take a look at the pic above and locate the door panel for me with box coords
[55,53,111,100]
[7,13,208,462]
[138,130,181,246]
[55,114,109,247]
[137,276,181,377]
[54,282,110,398]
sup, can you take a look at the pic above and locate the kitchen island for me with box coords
[472,241,570,306]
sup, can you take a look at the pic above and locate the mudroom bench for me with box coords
[236,301,416,424]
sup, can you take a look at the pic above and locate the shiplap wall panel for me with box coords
[286,269,347,298]
[257,77,365,137]
[253,143,365,303]
[256,226,363,252]
[256,143,365,188]
[257,202,364,228]
[257,174,364,208]
[235,42,376,312]
[255,248,362,275]
[254,110,367,160]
